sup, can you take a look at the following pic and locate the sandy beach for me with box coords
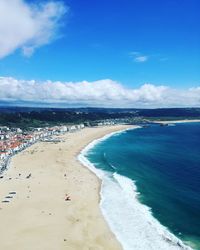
[0,125,131,250]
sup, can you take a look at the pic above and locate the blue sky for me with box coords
[0,0,199,107]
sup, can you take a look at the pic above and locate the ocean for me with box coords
[79,122,200,250]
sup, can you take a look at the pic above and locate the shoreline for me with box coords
[78,125,140,177]
[0,122,197,249]
[0,125,131,250]
[79,126,193,250]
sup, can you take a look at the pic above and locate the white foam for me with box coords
[78,127,193,250]
[78,127,139,178]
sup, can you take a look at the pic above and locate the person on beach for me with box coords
[65,194,71,201]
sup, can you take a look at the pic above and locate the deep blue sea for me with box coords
[82,123,200,250]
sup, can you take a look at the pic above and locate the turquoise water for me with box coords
[86,123,200,249]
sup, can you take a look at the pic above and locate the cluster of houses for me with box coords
[0,124,85,172]
[0,116,146,173]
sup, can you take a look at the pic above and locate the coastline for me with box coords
[0,125,131,250]
[79,126,193,250]
[78,125,140,178]
[153,119,200,124]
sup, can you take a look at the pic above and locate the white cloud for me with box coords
[0,76,200,108]
[0,0,67,58]
[134,56,149,63]
[130,52,149,63]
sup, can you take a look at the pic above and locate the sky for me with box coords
[0,0,199,108]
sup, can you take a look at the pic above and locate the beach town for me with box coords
[0,116,143,174]
[0,124,85,173]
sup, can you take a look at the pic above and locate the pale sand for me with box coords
[0,125,132,250]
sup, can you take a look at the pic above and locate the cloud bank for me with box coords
[0,0,67,58]
[0,77,200,108]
